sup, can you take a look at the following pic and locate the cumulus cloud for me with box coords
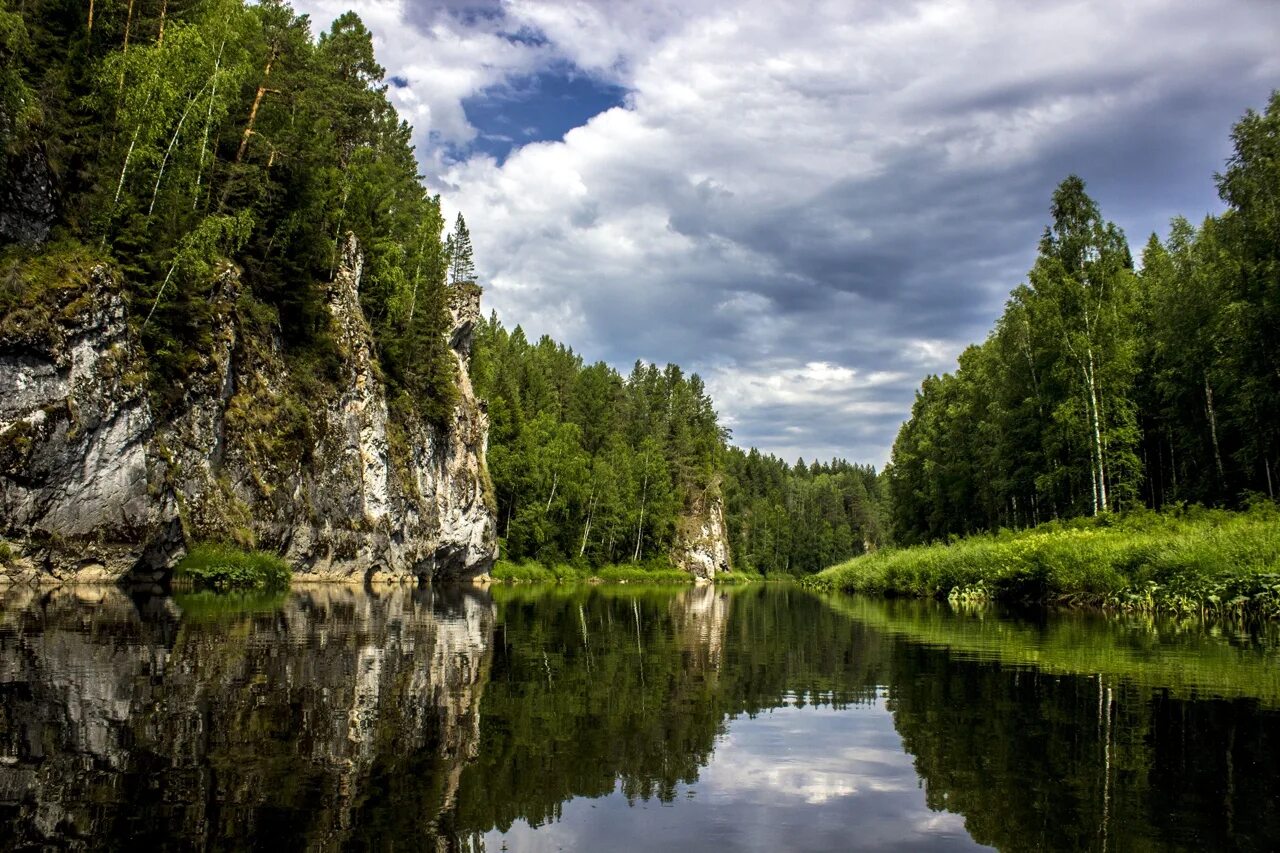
[291,0,1280,464]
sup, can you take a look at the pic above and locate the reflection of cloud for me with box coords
[708,723,913,804]
[483,701,992,852]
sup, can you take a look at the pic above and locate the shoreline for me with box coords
[804,505,1280,620]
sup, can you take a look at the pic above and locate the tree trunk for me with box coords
[192,38,226,210]
[1204,372,1226,489]
[633,468,649,562]
[235,51,277,164]
[122,0,134,52]
[1084,348,1108,513]
[544,471,558,513]
[110,128,140,213]
[407,227,428,322]
[149,80,211,218]
[157,0,168,45]
[579,488,596,559]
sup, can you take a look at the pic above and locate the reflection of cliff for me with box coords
[670,583,732,667]
[0,585,493,850]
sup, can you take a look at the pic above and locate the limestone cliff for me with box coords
[0,235,497,584]
[671,483,732,580]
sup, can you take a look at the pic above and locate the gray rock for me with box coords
[671,485,732,580]
[0,146,56,247]
[1,235,497,585]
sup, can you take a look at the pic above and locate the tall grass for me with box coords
[174,543,292,591]
[806,504,1280,619]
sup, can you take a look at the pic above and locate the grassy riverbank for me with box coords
[806,505,1280,619]
[490,559,759,584]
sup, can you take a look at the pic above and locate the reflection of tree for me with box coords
[447,584,887,838]
[0,585,493,850]
[3,585,1277,851]
[885,642,1280,851]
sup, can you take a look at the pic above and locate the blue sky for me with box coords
[458,65,628,162]
[294,0,1280,467]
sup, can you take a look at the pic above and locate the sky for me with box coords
[294,0,1280,467]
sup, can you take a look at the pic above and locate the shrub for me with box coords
[174,543,291,591]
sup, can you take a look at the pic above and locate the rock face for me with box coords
[0,146,57,247]
[0,266,165,583]
[671,485,732,580]
[1,235,497,584]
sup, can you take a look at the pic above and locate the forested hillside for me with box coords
[889,95,1280,544]
[0,0,457,426]
[723,450,887,575]
[470,318,888,574]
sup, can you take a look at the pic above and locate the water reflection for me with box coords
[0,584,492,850]
[0,584,1277,850]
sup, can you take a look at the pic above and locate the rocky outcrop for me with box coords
[0,266,167,583]
[671,485,732,580]
[0,146,57,247]
[1,235,497,584]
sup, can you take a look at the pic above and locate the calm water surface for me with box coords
[1,583,1278,851]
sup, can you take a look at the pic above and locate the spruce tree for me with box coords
[448,212,475,285]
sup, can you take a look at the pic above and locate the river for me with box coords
[1,583,1277,851]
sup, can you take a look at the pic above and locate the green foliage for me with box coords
[0,0,36,148]
[472,318,728,569]
[3,0,459,427]
[889,96,1280,543]
[447,212,475,285]
[175,542,291,591]
[808,504,1280,619]
[490,559,695,584]
[471,314,891,575]
[722,448,887,575]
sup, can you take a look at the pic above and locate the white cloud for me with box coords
[290,0,1280,464]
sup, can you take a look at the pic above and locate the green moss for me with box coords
[0,240,105,345]
[0,540,12,564]
[174,543,291,591]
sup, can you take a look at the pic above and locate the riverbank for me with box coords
[805,505,1280,619]
[490,559,759,584]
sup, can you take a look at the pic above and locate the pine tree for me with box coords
[448,212,475,285]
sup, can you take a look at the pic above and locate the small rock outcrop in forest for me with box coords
[1,236,497,584]
[672,485,732,580]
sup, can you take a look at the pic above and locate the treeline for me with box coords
[722,450,887,575]
[471,316,889,574]
[890,95,1280,544]
[470,317,723,567]
[0,0,460,423]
